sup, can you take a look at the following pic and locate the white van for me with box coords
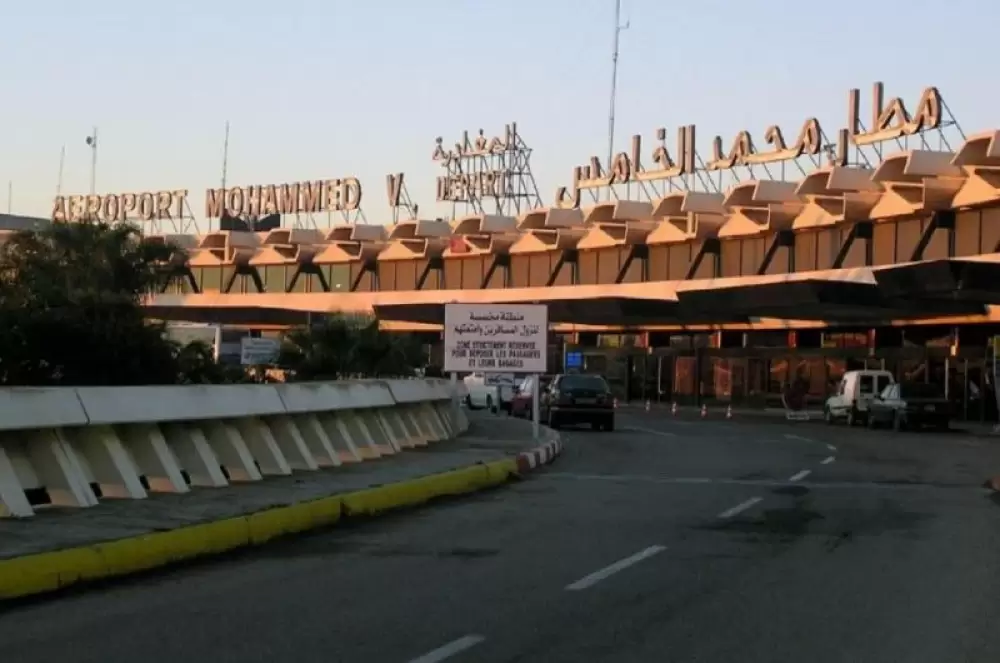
[824,369,895,426]
[462,372,515,413]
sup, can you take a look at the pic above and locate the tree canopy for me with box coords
[279,314,426,381]
[0,220,184,385]
[0,219,425,386]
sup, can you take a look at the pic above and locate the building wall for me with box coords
[164,209,1000,296]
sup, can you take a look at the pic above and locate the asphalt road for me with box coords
[3,411,1000,662]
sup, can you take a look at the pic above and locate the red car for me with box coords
[509,375,553,418]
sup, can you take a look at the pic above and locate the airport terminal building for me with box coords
[21,84,1000,421]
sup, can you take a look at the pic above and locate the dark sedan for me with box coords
[541,374,615,431]
[868,382,952,431]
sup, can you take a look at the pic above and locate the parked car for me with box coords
[510,375,553,419]
[463,372,516,413]
[867,382,952,431]
[824,369,895,426]
[540,373,615,431]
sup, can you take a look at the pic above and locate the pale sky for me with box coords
[2,0,996,226]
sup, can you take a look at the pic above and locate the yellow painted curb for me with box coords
[0,458,519,601]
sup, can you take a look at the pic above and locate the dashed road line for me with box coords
[821,456,835,465]
[566,545,667,591]
[541,472,942,491]
[407,635,486,663]
[784,434,816,443]
[789,469,812,482]
[827,444,838,452]
[718,497,763,519]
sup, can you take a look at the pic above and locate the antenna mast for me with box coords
[607,0,629,199]
[86,127,98,195]
[56,145,66,196]
[221,120,230,190]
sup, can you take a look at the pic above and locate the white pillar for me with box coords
[199,420,263,482]
[68,425,147,499]
[161,423,229,488]
[26,429,99,507]
[0,440,34,518]
[339,411,382,459]
[231,417,291,476]
[290,413,341,468]
[317,412,363,463]
[116,423,189,493]
[263,415,319,471]
[360,409,398,454]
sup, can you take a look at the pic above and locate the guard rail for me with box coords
[0,378,467,518]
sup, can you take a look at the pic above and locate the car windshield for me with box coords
[901,383,944,399]
[559,374,608,392]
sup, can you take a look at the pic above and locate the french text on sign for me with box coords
[443,303,548,374]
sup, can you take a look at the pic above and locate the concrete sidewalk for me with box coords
[0,413,561,600]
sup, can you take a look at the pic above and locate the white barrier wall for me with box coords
[0,378,468,519]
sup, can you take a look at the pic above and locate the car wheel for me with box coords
[892,411,904,432]
[824,407,834,425]
[867,412,877,429]
[487,395,496,414]
[604,417,615,432]
[846,408,857,427]
[548,410,560,429]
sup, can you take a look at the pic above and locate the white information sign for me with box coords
[444,304,548,374]
[484,373,517,387]
[240,337,280,366]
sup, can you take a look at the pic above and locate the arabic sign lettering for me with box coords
[444,304,548,374]
[554,82,946,209]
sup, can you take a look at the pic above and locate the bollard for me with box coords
[700,404,707,418]
[726,405,732,419]
[671,402,678,416]
[645,400,650,412]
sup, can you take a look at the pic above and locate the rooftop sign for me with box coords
[52,176,362,224]
[554,82,945,209]
[203,178,361,219]
[52,190,189,223]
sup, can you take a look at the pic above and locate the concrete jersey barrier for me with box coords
[0,378,468,519]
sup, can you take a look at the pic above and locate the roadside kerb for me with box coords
[0,429,563,601]
[619,403,999,437]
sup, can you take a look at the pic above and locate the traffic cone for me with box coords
[671,402,678,416]
[726,405,733,419]
[645,399,651,412]
[700,404,707,418]
[613,397,619,409]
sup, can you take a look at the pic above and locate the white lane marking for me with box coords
[407,635,486,663]
[784,434,815,443]
[718,497,763,519]
[827,444,838,452]
[542,472,939,492]
[789,469,812,482]
[821,456,835,465]
[566,545,666,591]
[622,426,677,437]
